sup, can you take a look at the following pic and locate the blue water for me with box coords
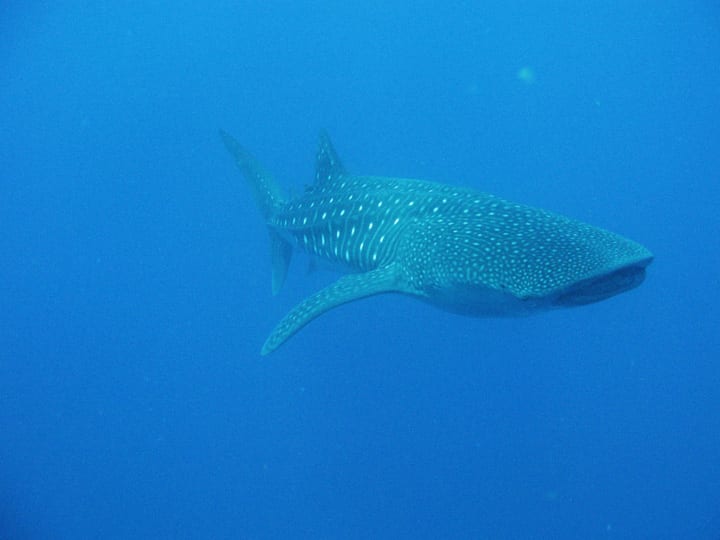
[1,2,719,538]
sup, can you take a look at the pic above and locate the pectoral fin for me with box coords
[262,264,405,355]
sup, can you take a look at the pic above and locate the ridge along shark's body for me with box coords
[220,130,653,355]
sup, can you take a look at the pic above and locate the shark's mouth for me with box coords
[553,260,651,307]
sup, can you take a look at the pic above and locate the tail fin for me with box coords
[220,130,292,294]
[219,130,285,219]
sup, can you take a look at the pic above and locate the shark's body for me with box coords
[221,131,653,355]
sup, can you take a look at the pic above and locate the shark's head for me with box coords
[408,197,653,316]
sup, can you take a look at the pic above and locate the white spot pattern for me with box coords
[271,172,650,298]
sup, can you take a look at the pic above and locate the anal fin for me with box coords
[262,264,405,355]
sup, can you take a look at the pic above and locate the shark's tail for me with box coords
[219,130,285,219]
[220,129,292,294]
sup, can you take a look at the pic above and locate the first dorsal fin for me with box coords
[315,130,346,185]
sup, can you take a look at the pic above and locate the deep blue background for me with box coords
[1,2,719,538]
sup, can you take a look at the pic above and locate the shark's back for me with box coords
[269,173,469,272]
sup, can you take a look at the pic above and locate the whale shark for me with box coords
[220,130,653,355]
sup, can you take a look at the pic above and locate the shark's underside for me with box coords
[220,130,653,355]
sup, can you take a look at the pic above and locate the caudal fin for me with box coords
[219,129,285,219]
[220,130,292,293]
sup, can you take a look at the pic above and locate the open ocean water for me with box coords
[1,2,719,539]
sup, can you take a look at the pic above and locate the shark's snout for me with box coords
[552,255,653,307]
